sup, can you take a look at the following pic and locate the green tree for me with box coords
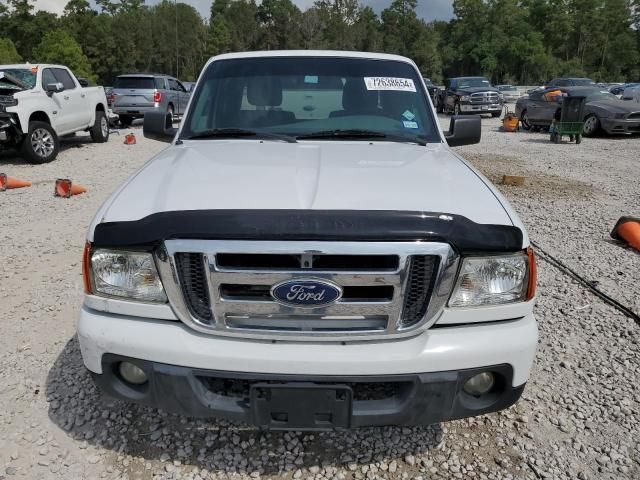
[207,14,232,56]
[0,38,22,63]
[32,30,95,81]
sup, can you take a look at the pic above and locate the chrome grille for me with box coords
[159,240,458,341]
[174,252,212,322]
[471,92,500,103]
[401,255,440,327]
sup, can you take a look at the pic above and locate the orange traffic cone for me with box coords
[611,216,640,251]
[55,178,87,198]
[0,173,32,191]
[124,133,136,145]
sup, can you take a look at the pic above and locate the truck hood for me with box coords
[457,86,499,94]
[100,140,512,226]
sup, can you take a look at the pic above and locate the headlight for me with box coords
[459,95,470,102]
[89,248,167,302]
[449,252,532,307]
[498,93,504,100]
[614,113,626,119]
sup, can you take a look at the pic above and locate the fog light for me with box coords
[463,372,495,396]
[118,362,148,385]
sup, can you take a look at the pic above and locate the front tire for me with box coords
[167,104,174,124]
[583,114,600,137]
[454,103,461,115]
[21,121,59,164]
[520,110,532,130]
[90,111,109,143]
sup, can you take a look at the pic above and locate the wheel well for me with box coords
[96,103,105,113]
[29,111,50,124]
[168,102,174,110]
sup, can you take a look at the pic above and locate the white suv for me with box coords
[78,51,537,430]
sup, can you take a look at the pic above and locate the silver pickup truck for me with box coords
[79,51,537,431]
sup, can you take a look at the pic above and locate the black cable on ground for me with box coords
[531,240,640,325]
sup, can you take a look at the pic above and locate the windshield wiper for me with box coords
[183,128,297,143]
[296,129,427,146]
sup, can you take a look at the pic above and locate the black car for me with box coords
[436,76,503,117]
[514,86,640,136]
[545,77,596,88]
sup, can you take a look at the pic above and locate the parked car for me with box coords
[78,50,538,431]
[436,76,503,117]
[183,81,196,92]
[609,83,640,100]
[515,86,640,136]
[422,77,439,102]
[545,77,596,88]
[111,73,190,127]
[496,85,521,103]
[0,64,109,163]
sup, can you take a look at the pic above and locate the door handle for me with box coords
[64,96,70,100]
[81,94,86,98]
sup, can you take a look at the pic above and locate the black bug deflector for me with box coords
[92,210,523,254]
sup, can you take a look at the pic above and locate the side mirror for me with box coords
[143,111,177,143]
[444,115,481,147]
[77,78,89,87]
[46,83,64,96]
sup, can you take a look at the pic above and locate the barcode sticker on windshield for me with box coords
[364,77,416,92]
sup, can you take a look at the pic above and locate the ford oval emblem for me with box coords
[271,279,342,308]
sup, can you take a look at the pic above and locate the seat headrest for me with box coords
[247,77,283,107]
[342,78,378,111]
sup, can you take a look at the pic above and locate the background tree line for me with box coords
[1,0,639,85]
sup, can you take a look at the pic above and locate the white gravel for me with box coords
[0,119,638,480]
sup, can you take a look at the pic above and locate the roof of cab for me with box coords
[206,50,416,66]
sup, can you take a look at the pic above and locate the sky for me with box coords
[31,0,455,22]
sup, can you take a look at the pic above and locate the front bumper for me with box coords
[78,306,537,427]
[93,355,525,429]
[601,117,640,134]
[0,112,22,145]
[459,103,502,113]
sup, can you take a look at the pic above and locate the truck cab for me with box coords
[438,76,503,117]
[78,51,537,431]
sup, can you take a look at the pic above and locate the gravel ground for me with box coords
[0,118,638,480]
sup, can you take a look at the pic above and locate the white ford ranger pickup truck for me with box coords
[0,64,109,163]
[78,51,537,430]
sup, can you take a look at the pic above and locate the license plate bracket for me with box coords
[250,383,352,430]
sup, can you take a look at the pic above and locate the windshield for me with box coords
[458,78,491,89]
[115,77,157,89]
[182,57,439,143]
[582,90,619,101]
[0,68,36,89]
[573,79,596,86]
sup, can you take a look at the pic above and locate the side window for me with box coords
[556,80,568,87]
[175,81,187,92]
[52,69,76,90]
[155,77,166,90]
[449,80,456,90]
[41,69,57,88]
[168,79,179,91]
[529,92,543,101]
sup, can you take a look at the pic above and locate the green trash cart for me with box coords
[549,96,586,144]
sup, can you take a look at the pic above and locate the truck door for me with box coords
[40,68,74,133]
[50,68,90,132]
[445,79,456,111]
[175,80,189,114]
